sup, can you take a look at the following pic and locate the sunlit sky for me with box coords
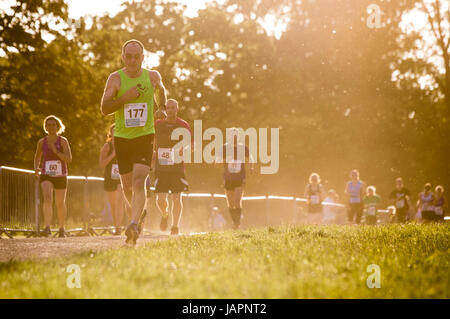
[65,0,288,68]
[66,0,288,38]
[68,0,216,19]
[0,0,443,79]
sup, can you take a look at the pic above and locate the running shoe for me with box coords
[160,212,169,232]
[41,226,51,237]
[170,226,179,235]
[125,223,139,245]
[58,228,66,238]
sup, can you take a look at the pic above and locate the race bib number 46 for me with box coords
[111,164,120,180]
[124,103,147,128]
[158,148,174,165]
[45,160,62,177]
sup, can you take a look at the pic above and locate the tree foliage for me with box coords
[0,0,448,201]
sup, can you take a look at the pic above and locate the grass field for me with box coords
[1,223,449,298]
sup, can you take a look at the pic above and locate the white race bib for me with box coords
[158,148,174,165]
[310,195,320,205]
[124,103,147,128]
[367,206,377,216]
[45,160,62,177]
[396,199,405,209]
[111,164,120,180]
[227,160,242,173]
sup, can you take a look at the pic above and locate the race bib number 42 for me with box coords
[45,160,62,177]
[158,148,174,165]
[111,164,120,180]
[124,103,147,128]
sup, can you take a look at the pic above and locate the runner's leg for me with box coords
[130,163,149,224]
[41,181,53,227]
[115,184,125,228]
[107,190,117,227]
[156,192,169,231]
[233,186,244,227]
[355,203,363,224]
[119,172,133,219]
[171,193,183,228]
[54,189,67,229]
[156,193,169,215]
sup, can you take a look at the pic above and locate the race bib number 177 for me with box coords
[124,103,147,128]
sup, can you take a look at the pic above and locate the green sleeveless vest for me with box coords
[114,68,155,139]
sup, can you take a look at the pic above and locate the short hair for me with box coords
[166,99,178,108]
[43,115,65,135]
[424,183,432,190]
[435,185,444,193]
[367,185,376,194]
[309,172,320,184]
[122,39,145,54]
[396,177,403,183]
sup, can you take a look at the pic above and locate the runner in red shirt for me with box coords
[153,99,192,235]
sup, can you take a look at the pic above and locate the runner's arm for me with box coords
[99,143,115,170]
[320,184,326,201]
[101,73,124,115]
[57,138,72,164]
[34,139,43,176]
[304,184,309,199]
[360,181,367,199]
[150,70,167,109]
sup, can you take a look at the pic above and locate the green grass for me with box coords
[1,223,449,298]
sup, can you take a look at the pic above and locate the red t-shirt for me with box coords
[154,117,192,174]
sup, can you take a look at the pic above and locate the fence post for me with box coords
[210,193,215,210]
[84,177,91,235]
[183,193,190,233]
[0,167,2,229]
[0,167,3,234]
[293,195,297,224]
[265,195,270,226]
[34,176,40,236]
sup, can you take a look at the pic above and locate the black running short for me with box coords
[224,179,245,191]
[39,174,67,190]
[114,134,154,175]
[307,204,323,214]
[422,210,442,222]
[104,178,120,192]
[154,171,188,193]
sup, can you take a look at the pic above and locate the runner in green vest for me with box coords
[101,39,167,245]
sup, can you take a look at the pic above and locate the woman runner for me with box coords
[34,115,72,238]
[99,124,126,235]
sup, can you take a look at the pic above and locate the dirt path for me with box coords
[0,233,172,263]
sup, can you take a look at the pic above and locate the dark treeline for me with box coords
[1,0,449,205]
